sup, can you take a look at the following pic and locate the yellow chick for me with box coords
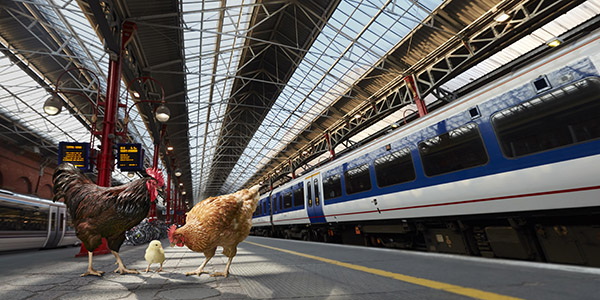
[144,240,166,272]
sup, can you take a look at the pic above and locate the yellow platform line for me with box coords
[244,241,524,300]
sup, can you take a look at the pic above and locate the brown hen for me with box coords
[169,185,260,277]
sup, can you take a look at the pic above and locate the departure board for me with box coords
[58,142,90,171]
[117,143,144,171]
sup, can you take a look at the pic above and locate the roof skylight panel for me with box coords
[223,1,445,191]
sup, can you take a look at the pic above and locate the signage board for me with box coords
[58,142,90,171]
[117,143,144,171]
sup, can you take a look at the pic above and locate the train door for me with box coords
[43,206,60,248]
[304,173,326,223]
[56,207,66,245]
[269,192,275,227]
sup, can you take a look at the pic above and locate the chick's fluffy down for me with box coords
[145,240,165,264]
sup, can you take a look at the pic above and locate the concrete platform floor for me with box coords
[1,236,600,300]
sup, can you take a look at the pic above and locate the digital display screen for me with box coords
[58,142,90,171]
[117,143,144,171]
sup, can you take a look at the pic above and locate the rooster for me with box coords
[52,162,164,276]
[169,185,260,278]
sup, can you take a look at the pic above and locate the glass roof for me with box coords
[181,0,255,200]
[178,0,441,197]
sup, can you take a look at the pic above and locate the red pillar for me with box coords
[96,59,121,187]
[166,172,171,224]
[325,132,335,161]
[174,187,179,225]
[148,142,160,221]
[289,159,295,179]
[404,74,428,117]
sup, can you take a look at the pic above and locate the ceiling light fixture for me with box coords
[546,38,563,48]
[127,172,135,178]
[174,168,182,177]
[132,91,140,98]
[155,104,171,122]
[167,145,174,151]
[43,95,62,116]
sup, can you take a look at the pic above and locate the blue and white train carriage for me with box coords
[251,26,600,267]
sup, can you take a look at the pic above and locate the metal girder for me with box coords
[414,0,585,97]
[86,0,120,55]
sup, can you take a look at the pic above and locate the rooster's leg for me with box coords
[80,251,105,277]
[210,255,234,278]
[185,252,214,276]
[145,263,151,272]
[111,250,139,274]
[157,262,163,272]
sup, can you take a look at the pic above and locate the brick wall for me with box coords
[0,144,55,200]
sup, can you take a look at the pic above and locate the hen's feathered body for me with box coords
[169,185,260,277]
[52,163,162,276]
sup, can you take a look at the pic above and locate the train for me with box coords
[251,25,600,267]
[0,189,79,252]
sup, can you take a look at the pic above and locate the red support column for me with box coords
[96,59,121,187]
[289,159,295,179]
[148,142,160,221]
[166,173,171,224]
[404,74,428,117]
[325,132,335,161]
[175,187,180,225]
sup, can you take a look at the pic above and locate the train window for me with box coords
[283,192,293,209]
[532,75,551,93]
[314,178,320,206]
[262,201,267,216]
[419,123,488,176]
[492,77,600,158]
[0,202,48,231]
[374,148,416,187]
[344,164,372,195]
[307,180,312,207]
[293,188,304,208]
[323,174,342,201]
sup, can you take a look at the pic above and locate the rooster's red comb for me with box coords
[146,167,164,186]
[168,224,177,243]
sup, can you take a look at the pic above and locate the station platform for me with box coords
[1,236,599,300]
